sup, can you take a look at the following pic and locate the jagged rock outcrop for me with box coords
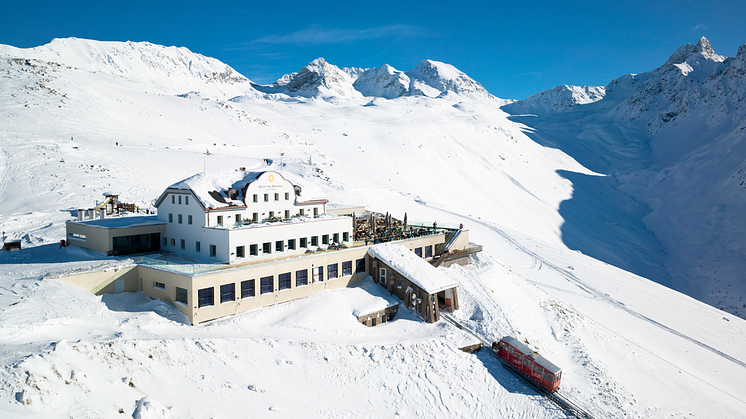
[252,58,495,101]
[605,37,745,134]
[502,85,606,115]
[353,64,410,99]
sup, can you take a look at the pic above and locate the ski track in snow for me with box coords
[429,204,746,369]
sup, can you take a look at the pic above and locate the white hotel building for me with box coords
[154,170,352,264]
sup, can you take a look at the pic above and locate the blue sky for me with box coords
[2,0,745,99]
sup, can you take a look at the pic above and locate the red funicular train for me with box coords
[493,336,562,392]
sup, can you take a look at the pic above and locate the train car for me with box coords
[493,336,562,392]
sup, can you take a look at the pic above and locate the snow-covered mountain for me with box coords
[502,36,746,317]
[502,85,606,114]
[1,37,745,419]
[0,38,253,99]
[251,57,493,100]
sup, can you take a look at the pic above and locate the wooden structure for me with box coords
[368,243,459,323]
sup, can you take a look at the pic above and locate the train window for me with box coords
[532,365,541,373]
[523,358,531,365]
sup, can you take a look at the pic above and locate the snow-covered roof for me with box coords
[165,170,262,209]
[158,169,326,210]
[351,277,400,317]
[367,243,457,294]
[500,336,561,374]
[68,215,165,229]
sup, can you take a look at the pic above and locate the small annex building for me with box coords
[368,243,459,323]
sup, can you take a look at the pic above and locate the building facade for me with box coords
[153,170,352,264]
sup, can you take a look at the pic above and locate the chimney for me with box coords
[88,209,96,220]
[99,208,107,219]
[77,209,85,221]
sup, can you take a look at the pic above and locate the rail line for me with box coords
[441,311,596,419]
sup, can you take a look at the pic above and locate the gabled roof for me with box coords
[367,243,457,294]
[154,169,329,211]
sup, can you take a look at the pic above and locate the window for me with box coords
[313,207,319,217]
[263,242,271,254]
[296,269,308,287]
[328,263,338,279]
[269,211,274,218]
[253,194,258,203]
[311,236,318,247]
[236,246,245,258]
[415,247,423,258]
[188,215,193,225]
[178,214,182,224]
[312,266,323,282]
[279,273,291,290]
[250,244,258,256]
[252,212,258,222]
[217,215,223,226]
[276,240,283,252]
[322,234,329,245]
[185,196,189,205]
[284,210,290,219]
[264,193,268,202]
[274,193,279,201]
[176,287,188,305]
[333,233,339,244]
[356,258,365,274]
[220,283,235,303]
[169,213,173,223]
[153,281,165,290]
[260,276,273,294]
[342,261,352,276]
[288,239,296,250]
[300,208,305,216]
[163,237,168,246]
[196,241,201,252]
[210,244,216,257]
[180,239,185,250]
[171,238,175,246]
[172,195,175,204]
[69,232,86,241]
[343,232,349,242]
[198,287,214,307]
[285,192,289,200]
[241,280,255,298]
[178,195,182,205]
[425,245,433,258]
[236,214,241,224]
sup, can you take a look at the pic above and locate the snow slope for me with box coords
[504,36,746,318]
[1,37,745,418]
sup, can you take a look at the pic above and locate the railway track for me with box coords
[441,312,596,419]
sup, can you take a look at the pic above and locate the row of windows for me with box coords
[413,245,434,259]
[168,213,193,225]
[196,259,366,307]
[215,207,320,226]
[171,194,190,205]
[252,192,291,203]
[162,237,216,256]
[235,232,350,258]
